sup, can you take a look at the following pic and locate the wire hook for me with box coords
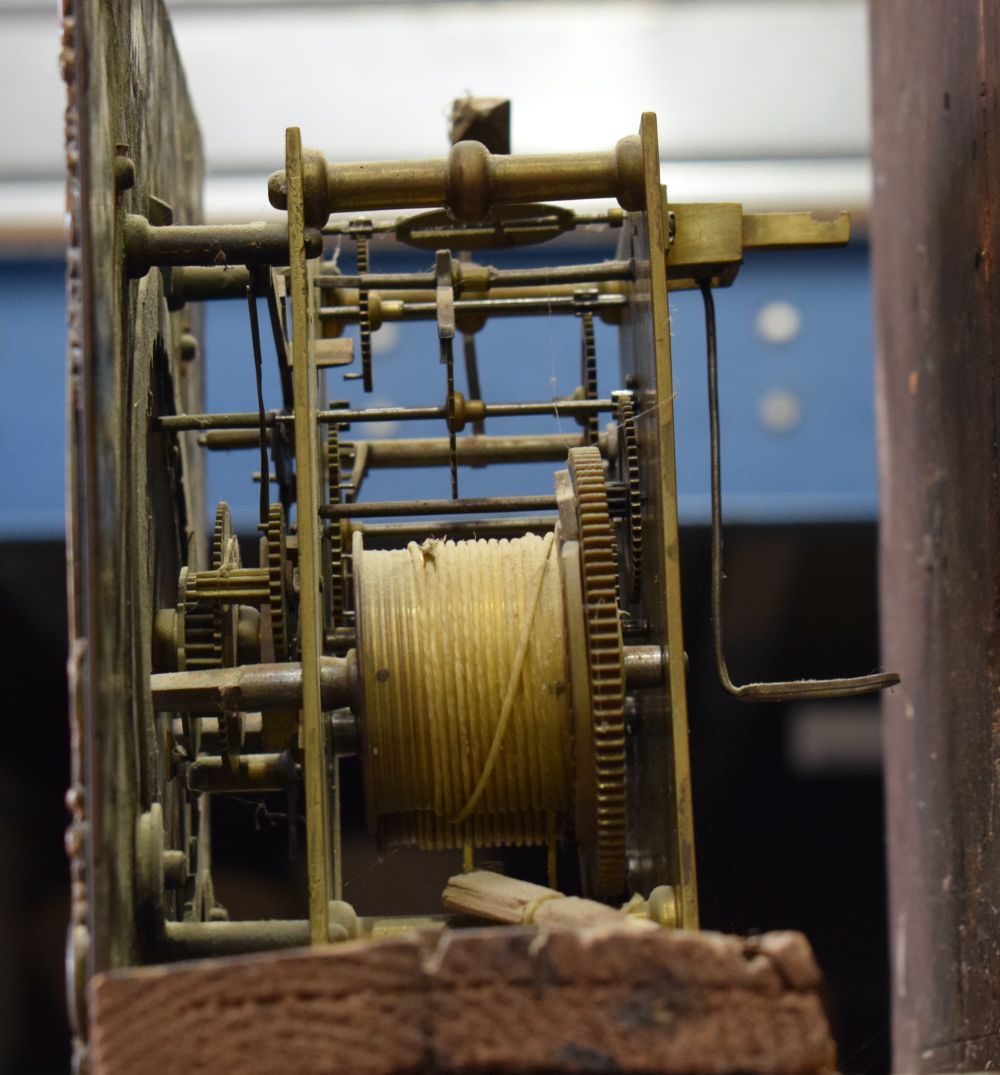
[699,279,899,702]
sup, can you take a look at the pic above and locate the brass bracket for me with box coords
[666,202,851,289]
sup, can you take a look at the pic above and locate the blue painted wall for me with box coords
[0,261,71,537]
[0,242,877,538]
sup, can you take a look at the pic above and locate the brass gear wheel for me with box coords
[180,502,233,670]
[266,503,290,661]
[615,391,643,603]
[567,445,627,896]
[176,502,242,768]
[179,565,216,670]
[211,504,240,669]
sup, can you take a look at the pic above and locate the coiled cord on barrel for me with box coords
[355,531,573,850]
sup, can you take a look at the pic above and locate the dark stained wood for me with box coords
[89,927,836,1075]
[871,1,1000,1069]
[450,97,511,155]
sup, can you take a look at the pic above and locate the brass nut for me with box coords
[113,154,136,193]
[446,391,485,433]
[367,292,383,332]
[455,262,489,294]
[267,169,289,210]
[179,332,199,363]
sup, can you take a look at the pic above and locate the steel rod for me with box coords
[160,411,279,431]
[167,266,259,310]
[488,261,632,287]
[320,208,623,237]
[319,292,625,323]
[199,429,274,450]
[162,919,310,959]
[322,495,557,519]
[161,399,613,433]
[180,710,359,757]
[312,282,625,310]
[124,216,323,279]
[360,432,587,468]
[352,516,558,541]
[187,753,293,794]
[315,259,633,291]
[319,398,614,425]
[623,645,668,690]
[159,915,454,960]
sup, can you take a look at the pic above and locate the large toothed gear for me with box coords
[266,503,290,661]
[615,391,643,603]
[567,445,627,897]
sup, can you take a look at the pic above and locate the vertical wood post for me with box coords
[871,2,1000,1069]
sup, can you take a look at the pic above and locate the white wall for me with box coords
[0,0,871,243]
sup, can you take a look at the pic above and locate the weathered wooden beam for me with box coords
[89,927,835,1075]
[871,1,1000,1070]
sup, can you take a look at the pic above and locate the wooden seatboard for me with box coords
[90,926,835,1075]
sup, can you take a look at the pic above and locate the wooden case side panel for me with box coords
[871,0,1000,1068]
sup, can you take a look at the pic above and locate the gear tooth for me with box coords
[177,503,245,767]
[356,234,373,393]
[326,425,349,633]
[615,394,643,603]
[211,502,233,570]
[182,556,222,671]
[182,501,236,669]
[568,444,627,895]
[579,310,599,444]
[217,709,240,772]
[266,503,290,661]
